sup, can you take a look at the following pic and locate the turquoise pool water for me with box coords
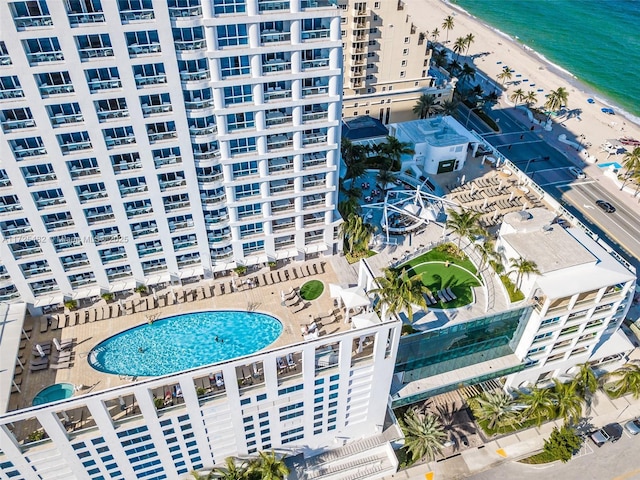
[89,311,282,377]
[32,383,74,406]
[598,162,623,169]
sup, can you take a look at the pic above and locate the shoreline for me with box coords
[444,0,640,127]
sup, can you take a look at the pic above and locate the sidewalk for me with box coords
[384,385,640,480]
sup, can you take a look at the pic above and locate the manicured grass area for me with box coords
[397,244,481,309]
[345,249,377,264]
[519,451,557,465]
[299,280,324,301]
[499,275,525,302]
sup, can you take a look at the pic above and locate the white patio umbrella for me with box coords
[339,286,371,323]
[509,190,515,202]
[351,311,381,330]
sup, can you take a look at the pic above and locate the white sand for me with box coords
[405,0,640,167]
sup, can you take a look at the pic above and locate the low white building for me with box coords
[496,208,636,388]
[388,117,479,175]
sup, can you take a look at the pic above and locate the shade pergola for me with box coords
[351,311,381,329]
[338,286,371,323]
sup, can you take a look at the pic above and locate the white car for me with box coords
[568,166,586,179]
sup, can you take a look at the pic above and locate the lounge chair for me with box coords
[291,267,300,279]
[292,302,308,314]
[50,316,60,330]
[277,357,287,371]
[428,293,438,305]
[29,362,49,372]
[283,287,297,300]
[446,287,457,300]
[204,286,213,298]
[51,361,70,370]
[312,263,319,275]
[284,294,301,307]
[53,337,73,351]
[30,358,49,367]
[54,351,72,362]
[286,353,296,370]
[40,319,48,334]
[283,269,290,281]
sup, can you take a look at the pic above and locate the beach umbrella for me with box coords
[482,198,488,210]
[470,185,476,196]
[493,209,499,220]
[152,288,157,301]
[498,180,504,190]
[509,191,515,202]
[460,174,466,185]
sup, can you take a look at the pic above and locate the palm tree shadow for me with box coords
[421,399,476,453]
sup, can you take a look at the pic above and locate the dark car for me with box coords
[595,200,616,213]
[590,423,623,447]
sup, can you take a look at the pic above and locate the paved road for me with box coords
[468,429,640,480]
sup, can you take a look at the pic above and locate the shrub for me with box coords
[134,285,147,294]
[434,242,464,260]
[27,430,44,443]
[499,275,525,302]
[234,265,247,276]
[64,299,78,311]
[522,425,583,464]
[101,292,114,302]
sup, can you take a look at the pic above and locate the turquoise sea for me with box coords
[450,0,640,123]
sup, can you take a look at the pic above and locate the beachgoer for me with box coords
[138,347,145,353]
[215,335,219,342]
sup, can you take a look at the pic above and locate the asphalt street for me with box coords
[468,427,640,480]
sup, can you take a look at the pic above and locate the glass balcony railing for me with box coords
[164,201,190,211]
[39,84,74,96]
[264,90,292,101]
[86,213,115,224]
[270,183,294,195]
[303,157,326,169]
[148,131,178,142]
[0,204,23,214]
[2,119,36,131]
[68,12,105,25]
[271,203,294,213]
[189,125,217,136]
[78,47,114,60]
[200,193,225,205]
[174,40,206,51]
[263,61,291,74]
[107,270,133,280]
[27,51,64,64]
[169,5,202,17]
[302,111,328,122]
[13,146,46,158]
[303,134,327,145]
[138,246,163,257]
[44,219,73,231]
[70,167,100,179]
[168,221,194,233]
[128,43,161,56]
[302,86,329,97]
[2,225,32,236]
[35,197,66,209]
[24,173,57,184]
[135,75,167,87]
[303,180,325,189]
[132,226,158,238]
[273,222,295,232]
[301,29,330,40]
[119,185,148,196]
[159,179,186,190]
[197,173,223,184]
[0,55,11,65]
[14,16,53,28]
[141,104,172,116]
[0,88,24,100]
[174,240,197,251]
[143,264,168,274]
[61,141,92,154]
[211,250,233,261]
[126,207,153,218]
[258,1,290,11]
[121,10,155,22]
[193,150,219,161]
[154,155,182,168]
[88,79,121,92]
[301,58,329,69]
[105,136,135,148]
[261,32,291,43]
[13,247,43,258]
[180,71,209,82]
[185,98,214,110]
[52,113,84,126]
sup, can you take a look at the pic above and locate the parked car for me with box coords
[625,418,640,435]
[568,166,586,179]
[595,200,616,213]
[590,423,623,447]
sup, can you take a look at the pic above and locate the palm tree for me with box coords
[552,379,583,423]
[340,214,374,256]
[247,451,289,480]
[508,257,541,290]
[464,33,475,55]
[413,93,439,119]
[544,87,569,117]
[474,391,519,430]
[448,59,461,76]
[445,208,484,249]
[379,135,414,170]
[338,181,362,218]
[458,63,476,85]
[442,15,455,42]
[621,146,640,190]
[509,88,526,107]
[439,99,459,116]
[519,386,555,426]
[604,361,640,398]
[401,408,446,462]
[187,470,216,480]
[212,457,249,480]
[341,137,368,180]
[430,28,440,44]
[370,268,428,322]
[473,239,498,271]
[376,169,397,192]
[523,90,538,108]
[432,48,448,68]
[496,66,514,86]
[453,36,466,60]
[572,363,598,407]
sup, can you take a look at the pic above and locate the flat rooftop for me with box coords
[395,118,473,147]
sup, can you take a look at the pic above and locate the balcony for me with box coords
[211,249,233,261]
[266,135,293,151]
[68,12,105,25]
[128,43,161,56]
[270,182,294,195]
[302,85,329,97]
[119,185,148,196]
[200,192,225,205]
[105,135,135,149]
[169,220,194,233]
[135,74,167,87]
[27,51,64,64]
[164,200,190,212]
[143,264,168,275]
[0,203,22,214]
[169,5,202,17]
[63,259,91,270]
[271,201,294,214]
[301,58,329,69]
[180,70,210,82]
[159,179,187,191]
[189,125,217,137]
[70,167,100,179]
[121,10,155,22]
[126,206,153,218]
[304,217,324,228]
[52,113,84,126]
[0,88,24,100]
[301,0,333,7]
[193,150,220,161]
[34,197,66,209]
[258,1,290,11]
[301,29,330,40]
[70,277,96,288]
[77,189,107,203]
[13,145,46,159]
[303,157,326,170]
[265,111,292,127]
[154,155,182,168]
[207,233,231,244]
[174,39,206,51]
[132,226,159,238]
[0,178,10,188]
[86,212,115,224]
[141,104,172,116]
[0,54,10,65]
[39,84,74,96]
[78,47,114,60]
[107,269,133,280]
[268,161,294,175]
[261,31,291,44]
[44,219,73,231]
[2,118,36,132]
[14,16,53,29]
[31,283,58,296]
[2,225,32,236]
[60,141,92,154]
[303,199,325,209]
[177,256,200,268]
[197,173,223,185]
[148,131,178,143]
[185,98,214,110]
[88,79,121,92]
[12,246,43,259]
[302,133,327,146]
[203,214,229,226]
[263,60,292,74]
[273,222,295,232]
[264,89,292,102]
[174,238,197,250]
[303,179,325,189]
[138,244,163,257]
[24,173,57,185]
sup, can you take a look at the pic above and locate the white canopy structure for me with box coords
[338,286,371,323]
[351,311,381,330]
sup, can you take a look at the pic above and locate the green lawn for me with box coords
[300,280,324,301]
[397,245,481,309]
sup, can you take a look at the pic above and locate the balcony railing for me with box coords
[211,250,233,261]
[302,111,328,123]
[302,134,327,145]
[70,167,100,179]
[105,136,135,148]
[44,219,73,231]
[271,203,294,213]
[13,247,43,258]
[2,119,36,131]
[86,213,115,224]
[68,13,105,25]
[154,155,182,168]
[261,32,291,43]
[159,179,186,190]
[267,136,293,150]
[189,125,217,136]
[258,1,290,11]
[128,44,161,56]
[135,75,167,87]
[119,185,148,196]
[121,10,154,22]
[265,113,292,127]
[303,180,325,189]
[185,98,214,110]
[174,40,206,51]
[132,226,159,238]
[303,157,326,169]
[169,221,194,232]
[13,146,46,158]
[126,207,153,218]
[169,5,202,17]
[0,88,24,100]
[301,29,330,40]
[2,225,32,236]
[268,163,293,175]
[164,201,190,211]
[270,183,294,195]
[200,193,225,205]
[141,104,172,116]
[27,51,64,64]
[273,222,295,232]
[79,47,114,60]
[148,131,178,142]
[197,173,223,185]
[264,90,292,101]
[301,58,329,69]
[174,240,197,250]
[0,204,23,214]
[208,233,231,244]
[302,86,329,97]
[143,264,168,274]
[180,71,209,82]
[138,246,163,257]
[39,84,74,96]
[24,173,57,184]
[301,0,333,7]
[88,79,121,92]
[14,16,53,28]
[0,55,11,65]
[52,113,84,126]
[263,61,291,74]
[60,141,92,154]
[193,150,220,161]
[35,197,66,209]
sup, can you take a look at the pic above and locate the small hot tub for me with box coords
[32,383,75,406]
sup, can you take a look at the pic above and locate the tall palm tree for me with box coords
[458,63,476,85]
[523,90,538,108]
[370,268,428,322]
[520,386,555,426]
[432,48,448,68]
[572,363,598,406]
[338,181,362,218]
[448,59,461,76]
[496,66,514,86]
[413,93,439,119]
[430,28,440,44]
[439,99,460,116]
[604,361,640,398]
[474,391,519,430]
[473,239,497,271]
[212,457,249,480]
[247,451,289,480]
[509,88,526,107]
[442,15,455,42]
[445,208,484,249]
[339,214,374,255]
[341,137,368,180]
[464,33,475,55]
[401,408,446,462]
[453,36,466,60]
[187,470,216,480]
[621,146,640,190]
[380,135,414,170]
[552,379,583,423]
[544,87,569,117]
[376,169,397,192]
[508,257,541,290]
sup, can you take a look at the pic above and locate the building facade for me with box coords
[0,0,342,308]
[338,0,453,124]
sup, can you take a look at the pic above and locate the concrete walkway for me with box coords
[384,386,640,480]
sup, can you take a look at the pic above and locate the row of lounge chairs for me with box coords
[28,338,75,372]
[424,287,457,306]
[282,288,310,314]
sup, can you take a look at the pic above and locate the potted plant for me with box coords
[233,265,247,276]
[64,299,78,311]
[27,430,44,443]
[268,261,277,270]
[153,397,164,410]
[134,285,147,295]
[101,292,114,302]
[196,387,207,397]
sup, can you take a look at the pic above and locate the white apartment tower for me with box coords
[0,0,342,308]
[338,0,453,124]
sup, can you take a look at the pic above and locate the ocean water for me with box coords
[450,0,640,123]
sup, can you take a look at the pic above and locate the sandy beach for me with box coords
[405,0,640,169]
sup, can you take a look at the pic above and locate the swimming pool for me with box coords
[89,311,282,377]
[598,162,623,169]
[32,383,75,406]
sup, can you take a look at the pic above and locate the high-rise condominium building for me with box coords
[338,0,454,124]
[0,0,342,308]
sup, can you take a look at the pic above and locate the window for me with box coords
[226,112,254,131]
[229,137,256,155]
[220,56,250,77]
[532,331,553,343]
[242,240,264,255]
[213,0,246,14]
[232,161,258,178]
[400,71,406,78]
[217,24,248,47]
[224,85,252,105]
[235,183,260,199]
[403,48,408,55]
